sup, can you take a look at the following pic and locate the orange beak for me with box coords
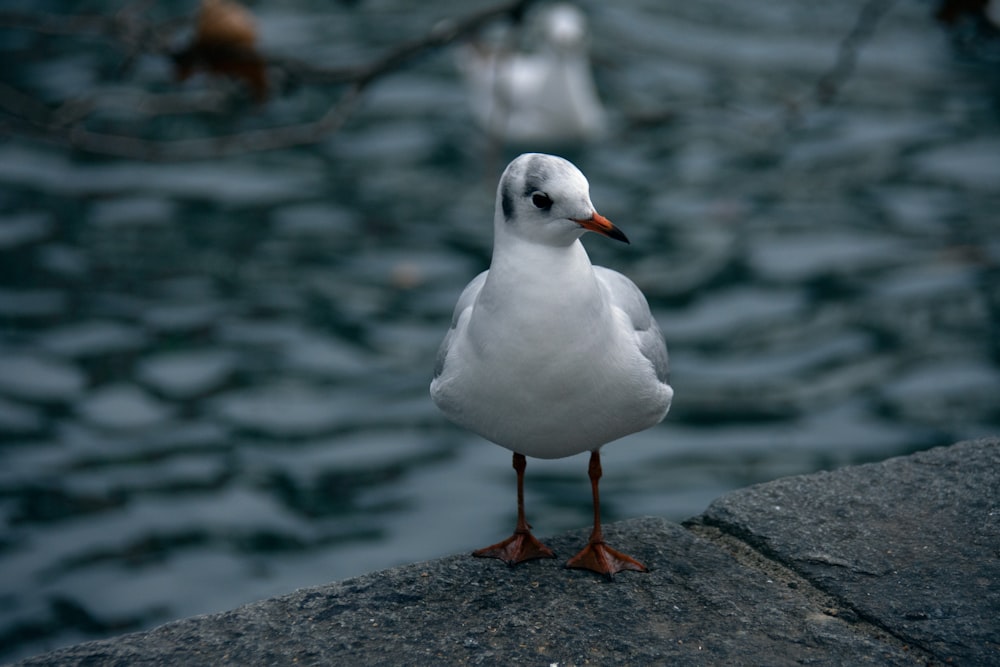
[573,212,630,244]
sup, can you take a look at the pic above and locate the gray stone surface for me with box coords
[16,437,999,666]
[694,436,1000,664]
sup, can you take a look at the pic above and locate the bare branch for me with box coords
[268,0,533,86]
[4,84,364,161]
[0,0,534,161]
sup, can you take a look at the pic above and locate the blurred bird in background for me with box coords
[456,3,606,143]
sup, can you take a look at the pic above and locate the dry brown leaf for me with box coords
[174,0,268,100]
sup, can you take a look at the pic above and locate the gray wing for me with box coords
[594,266,670,385]
[433,270,488,379]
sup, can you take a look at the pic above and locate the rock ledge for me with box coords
[17,437,999,666]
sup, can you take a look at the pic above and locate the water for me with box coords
[2,0,999,661]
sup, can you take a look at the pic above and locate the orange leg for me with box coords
[565,451,647,579]
[473,453,556,565]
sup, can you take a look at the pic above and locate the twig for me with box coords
[814,0,898,106]
[766,0,899,133]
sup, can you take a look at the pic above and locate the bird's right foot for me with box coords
[473,530,556,566]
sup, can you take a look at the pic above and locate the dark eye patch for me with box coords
[531,193,553,210]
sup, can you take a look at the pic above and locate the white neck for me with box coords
[475,233,607,340]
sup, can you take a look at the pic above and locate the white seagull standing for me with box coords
[431,153,672,578]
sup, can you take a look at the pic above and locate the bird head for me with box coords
[495,153,628,247]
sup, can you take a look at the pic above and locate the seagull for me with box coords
[431,153,672,578]
[457,3,606,143]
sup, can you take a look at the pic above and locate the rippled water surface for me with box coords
[2,0,999,661]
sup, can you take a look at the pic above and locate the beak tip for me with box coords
[610,227,630,244]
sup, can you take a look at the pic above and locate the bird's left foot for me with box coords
[565,540,647,579]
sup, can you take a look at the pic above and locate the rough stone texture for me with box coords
[694,436,1000,664]
[16,438,998,666]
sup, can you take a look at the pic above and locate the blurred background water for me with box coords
[1,0,999,661]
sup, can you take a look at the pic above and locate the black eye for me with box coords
[531,192,553,210]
